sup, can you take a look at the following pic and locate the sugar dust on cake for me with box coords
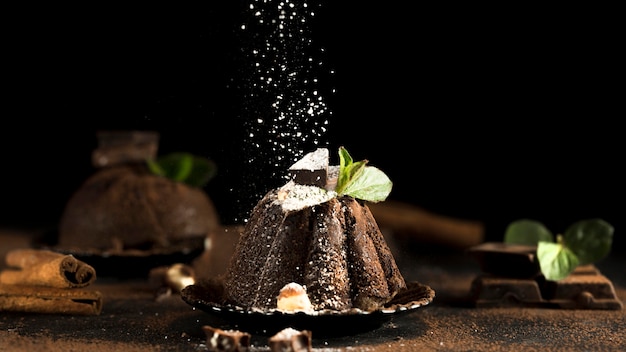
[222,147,406,312]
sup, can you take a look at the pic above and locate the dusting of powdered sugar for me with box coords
[288,148,329,172]
[275,181,336,211]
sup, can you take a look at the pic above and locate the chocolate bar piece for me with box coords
[288,148,329,188]
[91,130,159,167]
[202,325,251,352]
[269,327,312,352]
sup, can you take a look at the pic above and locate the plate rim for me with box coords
[181,280,435,318]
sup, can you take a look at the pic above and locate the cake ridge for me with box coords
[252,208,291,307]
[303,198,352,310]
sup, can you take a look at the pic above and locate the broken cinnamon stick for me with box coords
[0,249,96,288]
[0,284,102,315]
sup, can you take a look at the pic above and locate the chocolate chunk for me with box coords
[288,148,329,187]
[202,325,251,352]
[91,130,159,168]
[268,327,312,352]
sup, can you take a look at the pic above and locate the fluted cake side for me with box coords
[222,184,406,311]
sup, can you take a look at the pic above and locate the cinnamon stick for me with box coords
[367,200,484,248]
[0,249,96,288]
[0,284,102,315]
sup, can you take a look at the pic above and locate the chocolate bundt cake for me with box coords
[57,131,220,251]
[58,165,220,250]
[222,147,406,312]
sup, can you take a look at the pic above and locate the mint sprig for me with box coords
[536,239,580,281]
[504,218,614,281]
[147,152,217,188]
[335,147,392,202]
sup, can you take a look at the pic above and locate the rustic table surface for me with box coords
[1,227,624,352]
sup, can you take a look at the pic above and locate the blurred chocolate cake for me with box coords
[57,131,220,252]
[222,148,406,312]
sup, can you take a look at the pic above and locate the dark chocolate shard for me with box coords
[91,130,159,168]
[288,148,329,188]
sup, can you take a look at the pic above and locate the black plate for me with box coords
[181,280,435,336]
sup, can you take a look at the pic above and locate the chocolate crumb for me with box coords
[268,327,312,352]
[202,325,251,352]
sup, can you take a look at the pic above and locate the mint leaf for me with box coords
[338,145,354,166]
[503,218,614,281]
[147,152,217,188]
[146,159,166,177]
[563,218,613,265]
[336,147,366,195]
[537,240,580,281]
[504,219,554,245]
[341,166,393,202]
[335,147,392,202]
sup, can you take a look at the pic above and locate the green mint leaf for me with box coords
[537,241,580,281]
[336,160,367,195]
[335,147,392,202]
[338,145,354,166]
[335,147,352,195]
[168,153,194,182]
[563,218,613,265]
[504,219,554,245]
[147,152,217,188]
[146,159,165,177]
[336,147,362,194]
[340,166,393,203]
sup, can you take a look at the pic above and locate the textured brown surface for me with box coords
[57,165,221,250]
[222,191,310,309]
[305,199,351,310]
[1,228,625,351]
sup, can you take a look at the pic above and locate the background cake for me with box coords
[222,148,406,311]
[57,131,221,252]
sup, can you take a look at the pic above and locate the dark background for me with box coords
[2,3,623,252]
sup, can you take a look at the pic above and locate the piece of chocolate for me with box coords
[202,325,251,352]
[288,148,329,188]
[268,327,312,352]
[91,130,159,168]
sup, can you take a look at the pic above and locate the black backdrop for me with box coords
[2,3,623,252]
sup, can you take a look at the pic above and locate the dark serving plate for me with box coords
[36,232,206,278]
[181,280,435,336]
